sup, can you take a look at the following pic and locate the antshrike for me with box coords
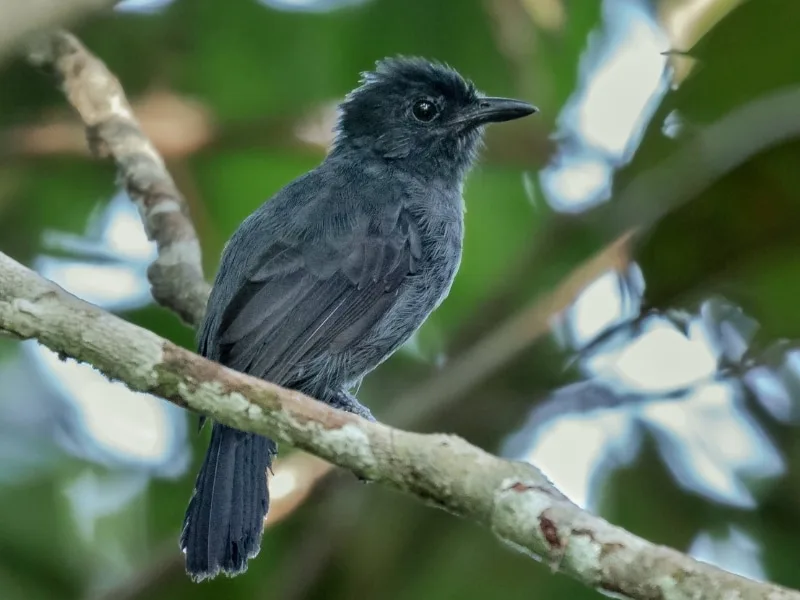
[180,56,537,581]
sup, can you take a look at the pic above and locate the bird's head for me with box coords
[332,57,537,181]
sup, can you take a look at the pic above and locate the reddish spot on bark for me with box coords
[539,516,561,550]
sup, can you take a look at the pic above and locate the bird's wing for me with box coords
[203,200,422,389]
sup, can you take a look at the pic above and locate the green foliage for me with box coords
[2,0,800,598]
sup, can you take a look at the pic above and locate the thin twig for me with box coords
[25,31,210,326]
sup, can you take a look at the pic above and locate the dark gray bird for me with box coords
[180,56,537,581]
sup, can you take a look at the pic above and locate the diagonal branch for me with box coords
[0,251,796,600]
[25,31,210,326]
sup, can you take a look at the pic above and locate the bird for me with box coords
[179,56,537,581]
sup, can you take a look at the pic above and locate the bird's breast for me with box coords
[423,217,462,294]
[339,199,463,379]
[401,203,464,317]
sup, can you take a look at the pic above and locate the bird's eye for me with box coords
[412,99,439,122]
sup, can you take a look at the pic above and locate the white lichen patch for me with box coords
[317,423,377,475]
[179,381,251,423]
[561,529,604,581]
[108,93,133,120]
[245,401,265,422]
[493,478,557,522]
[12,298,45,316]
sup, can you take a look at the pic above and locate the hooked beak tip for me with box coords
[466,97,538,125]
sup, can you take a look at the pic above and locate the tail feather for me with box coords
[180,423,276,581]
[227,437,245,565]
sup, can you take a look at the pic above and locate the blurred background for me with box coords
[1,0,799,598]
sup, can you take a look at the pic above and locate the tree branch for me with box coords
[25,31,210,326]
[0,252,795,600]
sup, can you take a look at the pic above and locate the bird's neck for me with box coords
[326,142,473,191]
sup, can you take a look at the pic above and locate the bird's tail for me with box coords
[180,423,277,581]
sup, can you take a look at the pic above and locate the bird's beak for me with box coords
[457,97,538,127]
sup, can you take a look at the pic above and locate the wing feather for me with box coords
[208,201,420,388]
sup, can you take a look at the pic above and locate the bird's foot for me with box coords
[327,388,376,422]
